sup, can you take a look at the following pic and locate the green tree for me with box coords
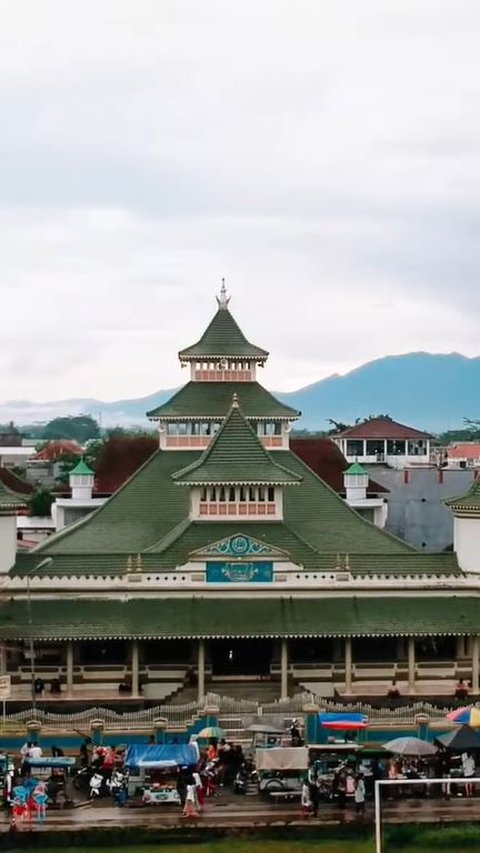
[29,488,53,517]
[41,415,100,444]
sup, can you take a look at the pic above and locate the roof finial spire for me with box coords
[232,392,239,408]
[217,277,230,310]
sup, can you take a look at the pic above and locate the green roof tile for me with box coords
[0,595,475,640]
[445,479,480,514]
[12,390,459,578]
[178,305,268,361]
[172,401,301,486]
[344,463,368,475]
[147,381,299,420]
[0,480,27,513]
[70,459,94,476]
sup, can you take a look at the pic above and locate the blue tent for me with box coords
[124,743,199,769]
[318,713,367,730]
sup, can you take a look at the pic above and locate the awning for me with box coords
[124,743,199,769]
[256,747,309,771]
[0,595,479,640]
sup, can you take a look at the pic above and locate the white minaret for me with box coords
[69,459,95,501]
[0,483,26,573]
[343,462,369,502]
[446,478,480,574]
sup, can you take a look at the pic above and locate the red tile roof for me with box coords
[90,435,388,498]
[94,436,158,494]
[0,467,33,495]
[447,443,480,460]
[33,441,84,461]
[337,417,431,440]
[290,438,388,496]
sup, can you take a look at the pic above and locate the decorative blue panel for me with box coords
[206,561,273,583]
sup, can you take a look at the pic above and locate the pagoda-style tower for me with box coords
[172,395,301,521]
[148,283,299,451]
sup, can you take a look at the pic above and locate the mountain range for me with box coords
[1,352,478,433]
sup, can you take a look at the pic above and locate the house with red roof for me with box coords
[333,416,432,469]
[445,443,480,470]
[291,437,388,527]
[26,440,84,487]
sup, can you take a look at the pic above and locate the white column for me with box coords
[408,637,416,693]
[345,638,352,693]
[66,642,74,697]
[456,636,465,660]
[197,640,205,703]
[280,639,288,700]
[472,636,479,694]
[131,640,140,698]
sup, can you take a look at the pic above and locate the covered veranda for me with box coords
[0,596,479,703]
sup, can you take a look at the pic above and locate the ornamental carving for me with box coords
[203,534,273,558]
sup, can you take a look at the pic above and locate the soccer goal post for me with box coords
[374,776,480,853]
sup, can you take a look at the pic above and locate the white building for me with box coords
[334,416,431,469]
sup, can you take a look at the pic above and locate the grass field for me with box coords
[4,842,478,853]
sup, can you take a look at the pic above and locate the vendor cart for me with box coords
[23,757,75,807]
[256,746,309,795]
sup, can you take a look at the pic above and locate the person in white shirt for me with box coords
[354,774,366,815]
[28,745,43,760]
[462,752,476,797]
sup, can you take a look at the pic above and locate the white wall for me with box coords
[0,515,16,573]
[454,516,480,573]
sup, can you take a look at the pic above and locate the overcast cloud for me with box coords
[0,0,479,402]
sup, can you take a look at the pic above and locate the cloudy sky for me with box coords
[1,0,479,403]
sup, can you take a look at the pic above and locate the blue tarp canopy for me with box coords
[124,743,199,769]
[24,757,76,768]
[318,713,367,730]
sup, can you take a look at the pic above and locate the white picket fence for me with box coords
[0,693,458,732]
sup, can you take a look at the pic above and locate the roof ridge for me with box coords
[144,518,192,554]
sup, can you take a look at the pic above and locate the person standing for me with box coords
[183,777,200,818]
[462,752,475,797]
[300,779,311,818]
[354,773,366,816]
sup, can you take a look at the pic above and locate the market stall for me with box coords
[124,743,199,802]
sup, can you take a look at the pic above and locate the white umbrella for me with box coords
[383,736,436,757]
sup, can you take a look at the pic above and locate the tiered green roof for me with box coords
[147,381,299,420]
[7,290,463,585]
[172,399,301,486]
[178,299,268,361]
[445,479,480,515]
[0,480,27,514]
[11,440,462,578]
